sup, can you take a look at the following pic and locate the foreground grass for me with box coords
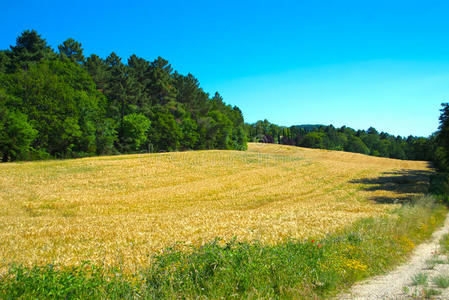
[1,196,446,299]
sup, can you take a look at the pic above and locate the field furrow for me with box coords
[0,143,432,272]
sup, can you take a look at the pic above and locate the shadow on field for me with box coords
[350,167,434,204]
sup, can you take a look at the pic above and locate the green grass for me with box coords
[411,273,429,286]
[425,255,446,270]
[0,196,446,299]
[422,287,442,298]
[433,274,449,289]
[440,234,449,255]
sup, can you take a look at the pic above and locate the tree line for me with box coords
[1,30,448,170]
[245,111,449,171]
[0,30,247,161]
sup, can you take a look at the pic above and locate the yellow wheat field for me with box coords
[0,143,432,272]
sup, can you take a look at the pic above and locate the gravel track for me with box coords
[339,213,449,299]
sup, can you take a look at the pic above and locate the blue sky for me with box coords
[2,0,449,137]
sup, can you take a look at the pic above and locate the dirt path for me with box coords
[339,213,449,299]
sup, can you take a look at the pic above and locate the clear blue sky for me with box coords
[2,0,449,137]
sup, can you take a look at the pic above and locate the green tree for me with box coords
[436,103,449,170]
[207,110,233,149]
[60,117,82,155]
[180,117,199,150]
[388,137,407,159]
[344,136,370,154]
[120,113,151,151]
[9,29,53,71]
[104,52,129,121]
[0,107,37,162]
[148,57,176,105]
[360,130,381,155]
[84,54,109,92]
[409,137,435,161]
[9,60,104,157]
[148,108,181,152]
[0,50,11,73]
[58,38,85,63]
[127,54,151,115]
[174,73,201,106]
[95,118,118,155]
[300,132,325,149]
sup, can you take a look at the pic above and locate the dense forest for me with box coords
[1,30,449,172]
[0,30,247,162]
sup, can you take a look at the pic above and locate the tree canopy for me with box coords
[0,30,247,161]
[435,103,449,170]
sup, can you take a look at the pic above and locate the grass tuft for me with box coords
[433,274,449,288]
[440,234,449,254]
[425,255,446,270]
[422,287,442,298]
[411,273,428,286]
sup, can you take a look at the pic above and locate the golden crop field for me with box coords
[0,143,432,272]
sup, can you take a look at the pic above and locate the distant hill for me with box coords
[291,124,326,132]
[246,120,434,161]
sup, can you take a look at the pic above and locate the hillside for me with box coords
[246,120,435,161]
[0,143,432,272]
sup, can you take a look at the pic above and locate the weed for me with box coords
[422,287,442,298]
[402,285,410,294]
[426,255,446,270]
[411,273,428,286]
[433,274,449,288]
[440,234,449,254]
